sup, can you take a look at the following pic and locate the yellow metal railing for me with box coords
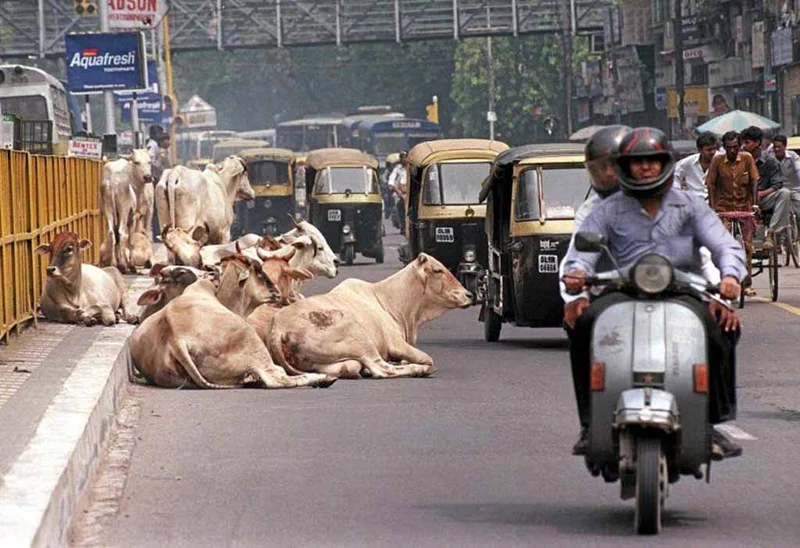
[0,150,103,342]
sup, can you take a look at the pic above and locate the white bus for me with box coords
[0,65,74,154]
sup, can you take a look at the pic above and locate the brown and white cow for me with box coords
[129,279,335,389]
[266,253,472,379]
[35,232,134,326]
[155,156,254,245]
[136,263,216,323]
[100,149,152,273]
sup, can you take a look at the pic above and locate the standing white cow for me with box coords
[100,149,153,273]
[155,155,254,245]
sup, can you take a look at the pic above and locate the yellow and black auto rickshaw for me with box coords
[231,148,297,238]
[211,139,269,164]
[404,139,509,295]
[304,148,383,265]
[478,144,590,341]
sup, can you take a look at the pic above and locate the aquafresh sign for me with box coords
[65,32,147,93]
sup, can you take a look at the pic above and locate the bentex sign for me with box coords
[65,32,147,93]
[109,0,167,30]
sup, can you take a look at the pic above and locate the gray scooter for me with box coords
[573,232,735,535]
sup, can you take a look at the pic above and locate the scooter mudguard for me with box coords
[588,299,710,470]
[614,388,679,429]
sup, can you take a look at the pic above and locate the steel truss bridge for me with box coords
[1,1,612,58]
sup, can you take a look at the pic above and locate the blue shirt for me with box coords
[563,187,746,282]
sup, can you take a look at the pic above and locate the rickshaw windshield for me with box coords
[249,160,289,186]
[314,167,378,194]
[423,162,491,205]
[516,167,589,221]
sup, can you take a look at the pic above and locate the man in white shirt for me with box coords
[770,134,800,220]
[673,132,721,284]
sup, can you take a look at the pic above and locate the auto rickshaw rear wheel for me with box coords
[375,243,384,264]
[343,244,355,266]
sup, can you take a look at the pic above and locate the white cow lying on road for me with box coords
[155,156,254,246]
[267,253,472,379]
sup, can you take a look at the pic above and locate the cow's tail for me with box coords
[173,339,238,389]
[166,168,179,228]
[267,322,308,376]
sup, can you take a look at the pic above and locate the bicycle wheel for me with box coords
[788,214,800,268]
[770,231,779,302]
[733,221,746,309]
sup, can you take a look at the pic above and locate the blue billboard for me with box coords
[65,32,146,94]
[118,61,164,123]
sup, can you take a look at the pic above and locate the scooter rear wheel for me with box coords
[634,435,664,535]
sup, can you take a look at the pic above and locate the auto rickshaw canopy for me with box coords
[212,139,270,162]
[788,136,800,152]
[239,147,296,163]
[305,148,379,170]
[408,139,509,167]
[479,143,585,202]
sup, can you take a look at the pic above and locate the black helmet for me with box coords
[616,127,675,199]
[584,125,631,197]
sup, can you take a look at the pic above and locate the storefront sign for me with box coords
[68,136,103,159]
[771,27,793,67]
[108,0,167,30]
[667,86,709,119]
[655,87,667,110]
[764,74,777,93]
[65,32,147,93]
[709,57,753,88]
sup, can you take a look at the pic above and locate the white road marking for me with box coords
[716,424,758,441]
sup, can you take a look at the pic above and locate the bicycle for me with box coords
[783,210,799,268]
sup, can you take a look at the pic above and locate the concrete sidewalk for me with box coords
[0,274,151,547]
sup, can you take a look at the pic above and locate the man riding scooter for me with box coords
[563,127,746,460]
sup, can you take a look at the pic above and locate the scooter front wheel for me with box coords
[634,435,664,535]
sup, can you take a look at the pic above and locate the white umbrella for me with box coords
[695,110,781,136]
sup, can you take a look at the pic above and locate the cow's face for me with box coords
[35,232,91,281]
[225,155,255,201]
[161,224,208,268]
[260,255,313,304]
[218,256,281,314]
[138,264,212,309]
[414,253,473,309]
[282,220,338,278]
[130,149,153,184]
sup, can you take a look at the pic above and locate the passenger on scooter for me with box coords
[562,127,746,461]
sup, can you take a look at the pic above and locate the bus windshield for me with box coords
[373,133,408,156]
[0,95,48,121]
[423,162,491,205]
[314,167,378,194]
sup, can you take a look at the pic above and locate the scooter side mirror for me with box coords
[574,232,607,253]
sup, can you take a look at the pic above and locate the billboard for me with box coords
[65,32,147,94]
[109,0,167,30]
[117,61,164,123]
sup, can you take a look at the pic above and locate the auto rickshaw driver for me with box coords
[562,127,745,461]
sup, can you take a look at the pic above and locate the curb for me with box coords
[0,327,136,547]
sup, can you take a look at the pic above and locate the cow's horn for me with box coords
[288,213,302,228]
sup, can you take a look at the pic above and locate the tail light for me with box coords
[693,363,709,393]
[590,362,605,391]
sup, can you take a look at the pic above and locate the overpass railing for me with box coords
[0,150,103,342]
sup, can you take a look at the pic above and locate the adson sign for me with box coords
[108,0,166,29]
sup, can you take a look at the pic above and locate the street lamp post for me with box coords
[98,0,116,136]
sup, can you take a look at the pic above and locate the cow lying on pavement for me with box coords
[36,232,135,326]
[137,264,217,323]
[267,253,472,379]
[129,277,336,389]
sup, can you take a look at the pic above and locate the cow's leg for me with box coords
[387,339,435,366]
[251,365,335,389]
[356,351,434,379]
[101,196,118,268]
[99,306,117,326]
[314,360,363,379]
[118,211,135,274]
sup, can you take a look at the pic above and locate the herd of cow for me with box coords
[35,150,474,390]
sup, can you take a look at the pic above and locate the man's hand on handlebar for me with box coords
[708,300,742,332]
[563,268,586,294]
[718,276,741,300]
[564,298,589,329]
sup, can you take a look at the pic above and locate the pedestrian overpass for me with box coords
[1,0,611,57]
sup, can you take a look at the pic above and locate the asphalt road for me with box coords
[84,227,800,547]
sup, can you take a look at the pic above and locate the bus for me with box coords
[175,129,237,168]
[0,65,74,154]
[354,117,442,165]
[275,116,343,151]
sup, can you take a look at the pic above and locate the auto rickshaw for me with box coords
[403,139,509,295]
[211,139,269,164]
[305,148,384,265]
[231,148,297,239]
[478,144,590,341]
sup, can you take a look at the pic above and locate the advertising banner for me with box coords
[117,61,164,123]
[666,86,709,119]
[771,27,793,67]
[752,21,765,68]
[109,0,167,30]
[65,32,147,94]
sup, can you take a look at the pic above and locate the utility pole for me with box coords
[561,0,574,138]
[674,0,685,137]
[487,36,496,140]
[99,0,116,136]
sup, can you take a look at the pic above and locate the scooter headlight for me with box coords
[463,249,476,263]
[632,254,674,295]
[342,224,352,235]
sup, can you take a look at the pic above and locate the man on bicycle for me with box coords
[563,127,745,460]
[770,134,800,222]
[706,131,760,294]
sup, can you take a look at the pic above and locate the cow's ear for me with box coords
[291,235,312,249]
[289,268,313,281]
[34,244,52,255]
[417,253,428,264]
[149,262,167,277]
[191,225,209,245]
[238,268,250,284]
[78,239,93,251]
[137,288,163,306]
[174,269,199,286]
[161,224,172,240]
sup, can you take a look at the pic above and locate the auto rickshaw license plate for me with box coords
[328,209,342,222]
[435,227,454,243]
[538,254,558,273]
